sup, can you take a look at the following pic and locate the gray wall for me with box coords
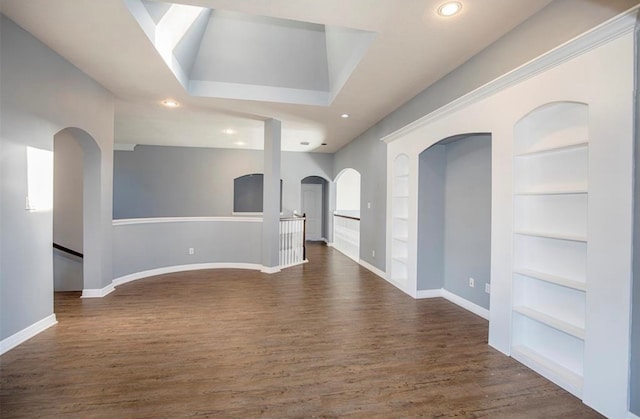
[333,133,387,270]
[113,221,262,279]
[301,176,329,240]
[443,136,492,309]
[333,0,636,275]
[417,145,446,291]
[416,136,492,309]
[53,130,83,253]
[113,145,333,219]
[630,12,639,417]
[0,15,114,340]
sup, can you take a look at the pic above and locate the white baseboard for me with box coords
[0,314,57,355]
[261,265,281,274]
[280,259,309,270]
[441,289,490,320]
[415,289,443,299]
[358,259,386,279]
[81,283,115,298]
[325,241,334,247]
[629,411,640,419]
[113,262,264,287]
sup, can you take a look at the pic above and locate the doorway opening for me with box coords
[52,127,102,297]
[333,168,361,262]
[300,176,328,242]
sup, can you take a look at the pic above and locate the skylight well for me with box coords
[125,0,376,106]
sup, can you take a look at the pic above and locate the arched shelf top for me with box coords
[514,102,589,155]
[393,154,410,177]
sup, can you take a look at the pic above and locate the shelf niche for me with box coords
[511,101,589,398]
[391,154,410,284]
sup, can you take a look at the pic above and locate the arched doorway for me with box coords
[300,176,328,241]
[52,127,102,296]
[333,168,361,261]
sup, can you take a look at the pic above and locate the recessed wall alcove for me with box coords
[416,133,492,309]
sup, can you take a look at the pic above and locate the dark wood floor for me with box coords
[1,243,601,418]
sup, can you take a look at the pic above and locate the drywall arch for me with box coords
[54,127,107,295]
[333,168,361,261]
[416,133,492,311]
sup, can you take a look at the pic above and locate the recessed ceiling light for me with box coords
[234,140,246,146]
[340,113,350,119]
[437,2,462,17]
[222,129,236,135]
[161,99,179,108]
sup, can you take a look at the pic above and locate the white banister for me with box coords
[279,217,306,268]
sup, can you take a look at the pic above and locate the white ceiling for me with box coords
[0,0,555,152]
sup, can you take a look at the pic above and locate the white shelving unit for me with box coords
[511,102,588,398]
[391,154,410,285]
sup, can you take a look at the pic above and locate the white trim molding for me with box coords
[629,412,640,419]
[113,216,262,226]
[380,5,639,144]
[114,263,265,287]
[441,289,490,320]
[82,283,115,298]
[261,265,281,274]
[415,289,443,299]
[358,259,386,279]
[0,314,57,355]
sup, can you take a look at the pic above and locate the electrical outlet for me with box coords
[367,202,371,209]
[468,277,475,288]
[485,283,491,294]
[188,247,195,255]
[372,250,375,258]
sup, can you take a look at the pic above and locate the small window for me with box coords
[233,174,282,213]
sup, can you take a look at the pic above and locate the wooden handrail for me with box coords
[333,213,360,221]
[53,243,83,259]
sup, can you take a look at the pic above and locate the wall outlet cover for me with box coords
[469,277,475,287]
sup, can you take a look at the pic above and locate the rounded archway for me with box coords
[53,127,102,295]
[333,168,361,261]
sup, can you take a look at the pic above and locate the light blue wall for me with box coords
[442,136,492,309]
[629,12,639,417]
[113,145,333,219]
[416,135,492,310]
[333,133,386,270]
[113,220,262,279]
[417,145,445,291]
[0,15,114,340]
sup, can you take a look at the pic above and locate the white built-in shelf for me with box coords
[395,174,409,178]
[392,256,408,264]
[393,216,408,221]
[392,195,409,198]
[511,345,583,397]
[514,268,586,291]
[514,230,587,243]
[393,236,408,242]
[515,141,588,157]
[514,188,588,196]
[513,306,585,339]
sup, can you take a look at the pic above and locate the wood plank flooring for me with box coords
[1,243,602,418]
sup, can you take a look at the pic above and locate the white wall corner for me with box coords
[628,411,640,419]
[0,314,57,355]
[81,283,115,298]
[441,289,490,320]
